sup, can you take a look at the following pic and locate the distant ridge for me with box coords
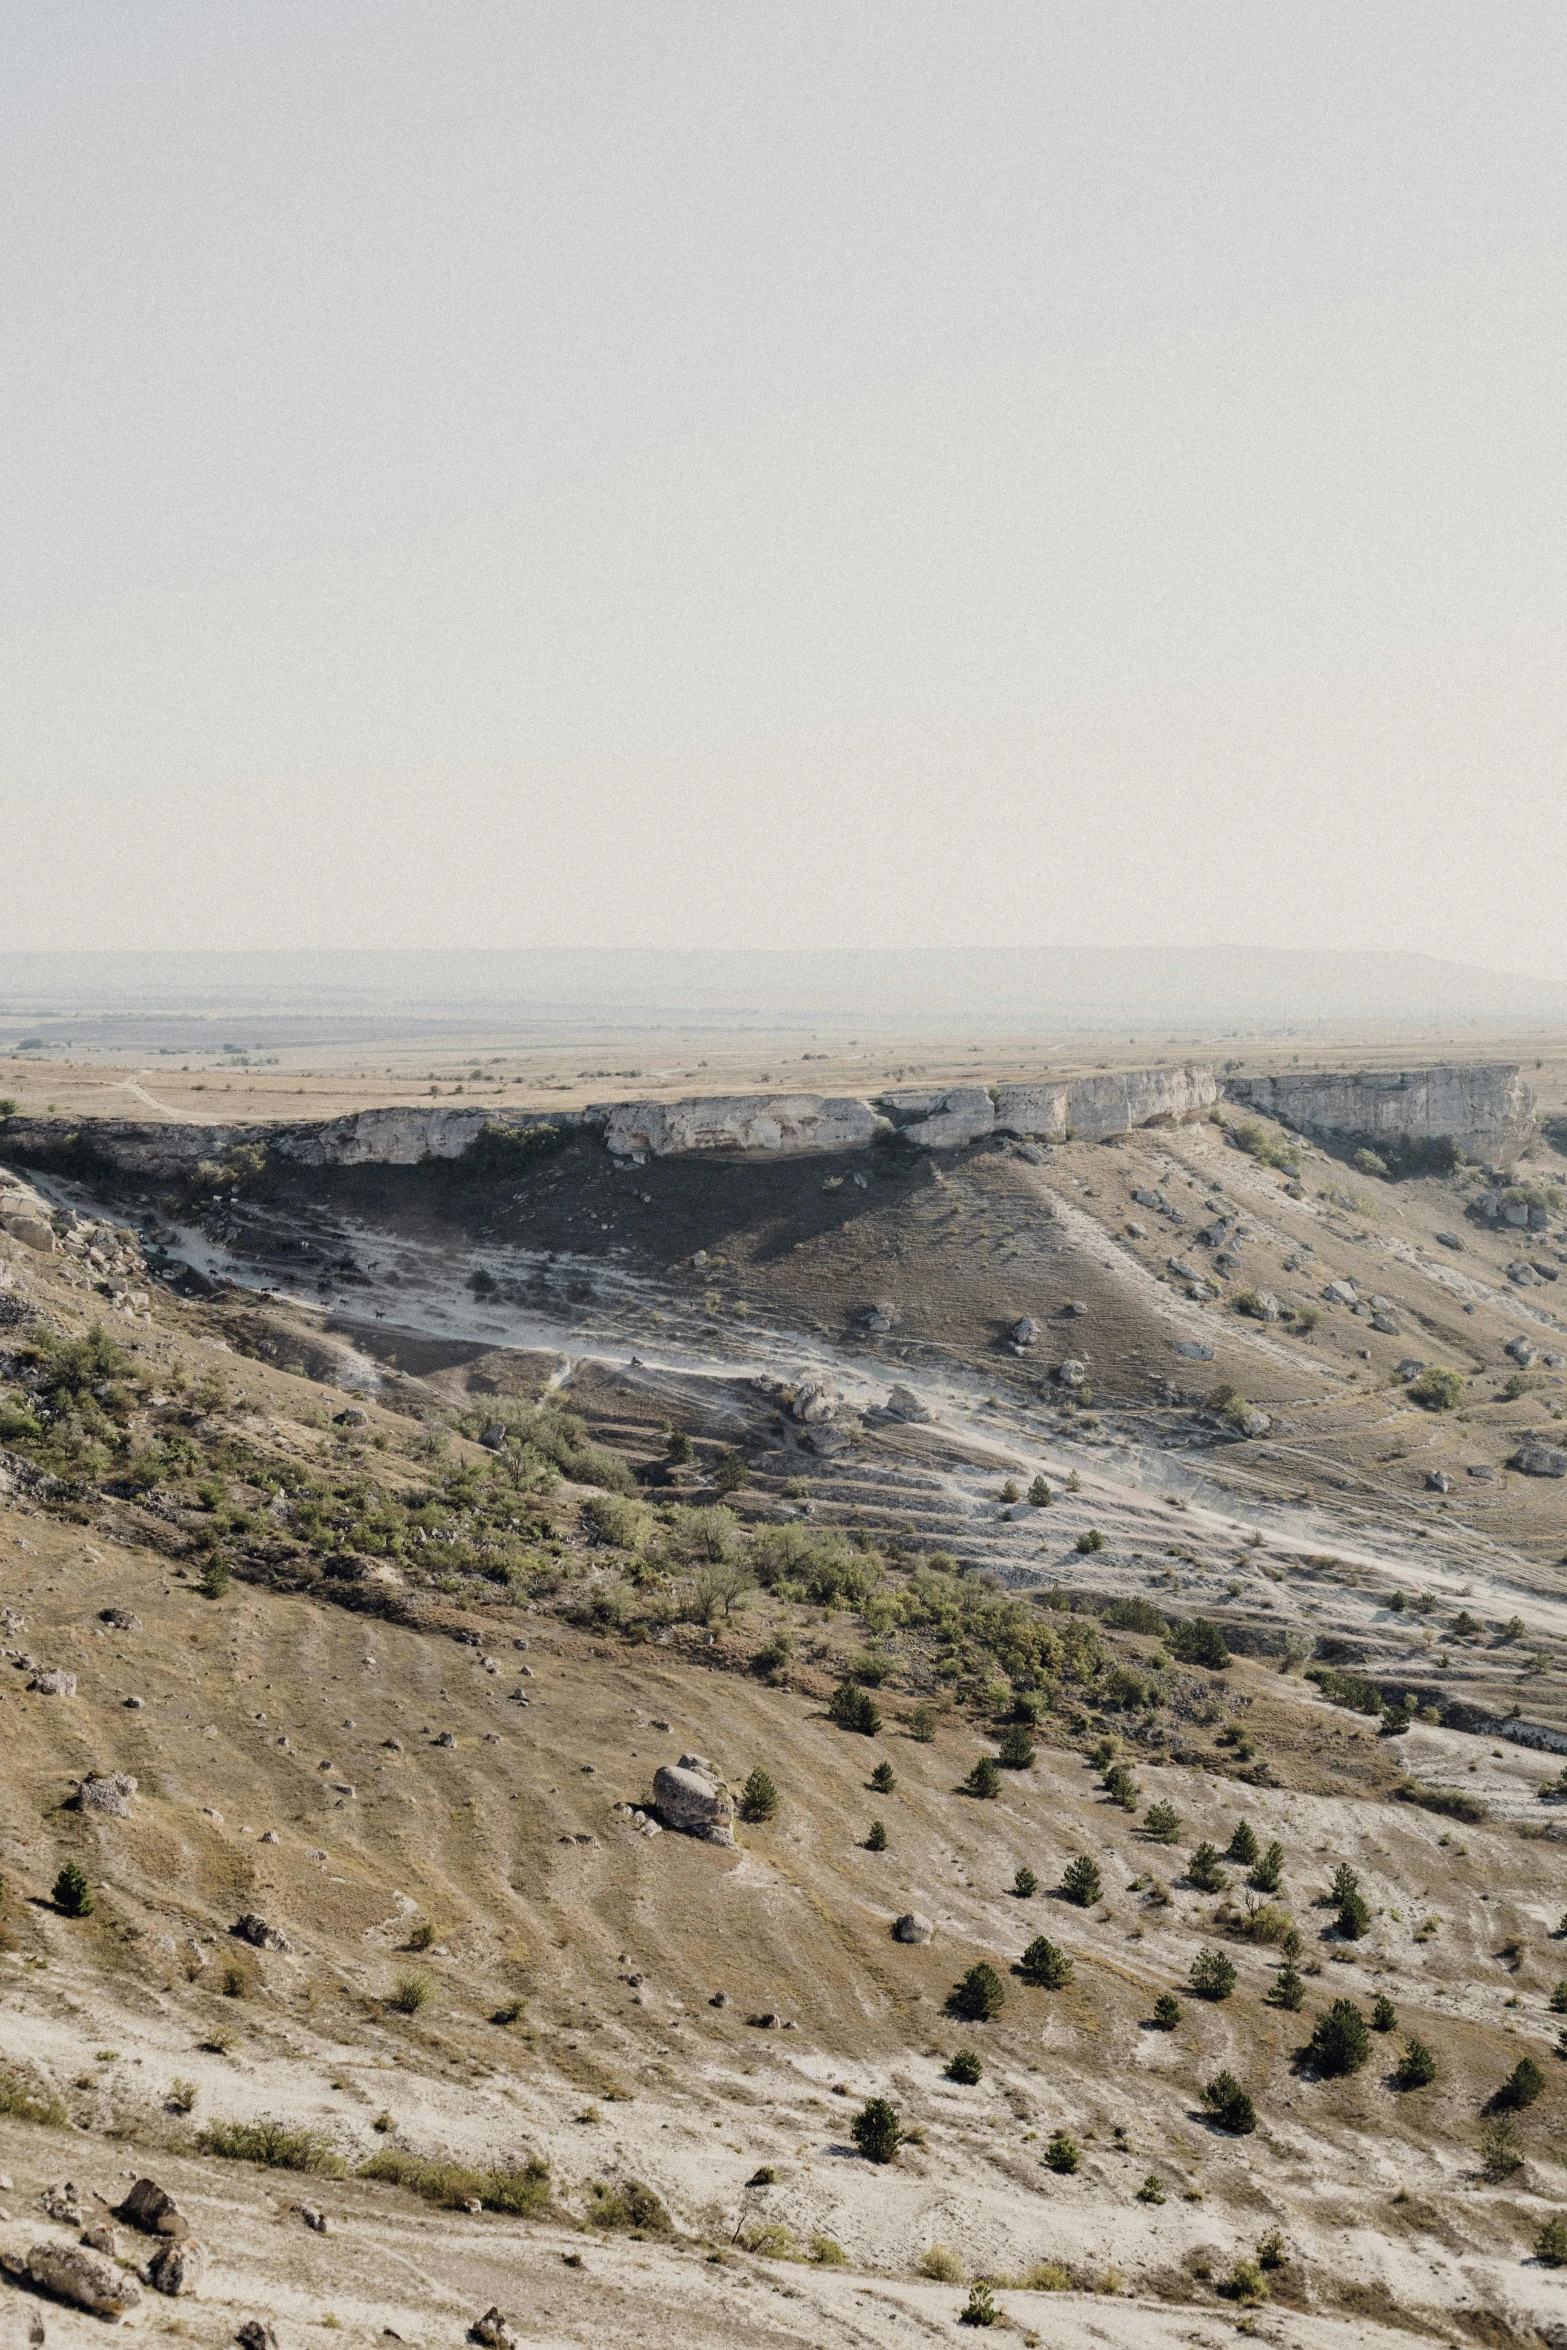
[0,945,1558,1038]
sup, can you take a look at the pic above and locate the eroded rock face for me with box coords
[79,1771,137,1819]
[1225,1065,1536,1161]
[603,1094,884,1158]
[1513,1444,1567,1478]
[231,1912,292,1952]
[875,1086,994,1149]
[995,1065,1216,1143]
[652,1760,736,1845]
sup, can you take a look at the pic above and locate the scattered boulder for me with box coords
[14,2241,141,2316]
[1055,1359,1087,1389]
[116,2177,189,2238]
[791,1379,838,1425]
[299,2205,329,2234]
[80,2223,119,2255]
[1370,1313,1399,1335]
[1010,1316,1038,1347]
[1323,1280,1358,1306]
[1435,1230,1465,1250]
[1062,1299,1088,1318]
[1468,1464,1499,1481]
[39,2186,84,2226]
[27,1669,76,1697]
[78,1772,137,1819]
[470,2308,521,2348]
[98,1608,141,1631]
[146,2239,206,2296]
[1425,1471,1451,1493]
[1506,1337,1539,1366]
[1,1216,57,1253]
[652,1759,736,1846]
[860,1302,901,1334]
[231,1913,292,1953]
[1238,1410,1272,1438]
[1175,1341,1214,1361]
[333,1407,368,1427]
[892,1911,933,1943]
[882,1385,931,1423]
[238,2323,280,2350]
[1513,1444,1567,1479]
[1396,1359,1426,1380]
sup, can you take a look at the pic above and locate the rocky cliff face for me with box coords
[1224,1065,1536,1161]
[995,1065,1217,1143]
[601,1094,884,1159]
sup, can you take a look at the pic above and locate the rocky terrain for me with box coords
[3,1067,1567,2346]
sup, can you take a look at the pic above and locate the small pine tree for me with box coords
[1269,1962,1306,2012]
[1330,1861,1360,1903]
[1043,2130,1080,2173]
[1256,2228,1288,2271]
[947,1962,1006,2022]
[1143,1801,1182,1844]
[945,2048,983,2085]
[1248,1841,1285,1894]
[201,1554,231,1598]
[829,1682,882,1737]
[1018,1936,1074,1989]
[1337,1887,1372,1941]
[870,1760,897,1795]
[851,2097,903,2164]
[999,1480,1020,1504]
[963,1756,1002,1800]
[908,1703,937,1743]
[1189,1948,1237,2001]
[1013,1865,1038,1900]
[1103,1763,1139,1812]
[1137,2173,1165,2203]
[666,1428,693,1465]
[1394,2037,1437,2089]
[1371,1994,1397,2033]
[53,1861,94,1916]
[1151,1991,1182,2030]
[739,1768,779,1823]
[1495,2056,1546,2111]
[1187,1842,1227,1894]
[997,1725,1036,1770]
[1202,2070,1257,2134]
[713,1447,749,1494]
[1534,2212,1567,2267]
[1076,1528,1104,1553]
[1028,1474,1052,1507]
[1549,1979,1567,2015]
[1227,1820,1260,1866]
[1309,1998,1371,2077]
[865,1819,889,1852]
[1060,1855,1102,1908]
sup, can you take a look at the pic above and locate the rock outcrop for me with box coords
[875,1087,995,1148]
[1224,1066,1536,1162]
[5,2240,142,2316]
[995,1065,1216,1143]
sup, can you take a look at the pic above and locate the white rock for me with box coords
[652,1762,736,1845]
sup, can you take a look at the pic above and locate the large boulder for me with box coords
[146,2238,206,2295]
[791,1379,838,1425]
[882,1385,932,1423]
[652,1759,736,1846]
[1,1214,56,1252]
[27,1669,76,1697]
[231,1912,292,1952]
[892,1912,933,1943]
[15,2240,142,2315]
[79,1772,137,1819]
[1512,1443,1567,1478]
[116,2177,190,2237]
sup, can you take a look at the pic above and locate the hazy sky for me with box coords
[5,4,1567,971]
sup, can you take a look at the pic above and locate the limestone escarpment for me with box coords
[1224,1065,1536,1162]
[995,1064,1218,1143]
[600,1093,885,1159]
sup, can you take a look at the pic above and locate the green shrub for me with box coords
[584,1492,655,1550]
[1307,1665,1385,1716]
[587,2177,672,2232]
[1394,1779,1487,1823]
[908,1703,937,1743]
[167,2076,199,2115]
[963,1756,1002,1800]
[1189,1949,1237,2001]
[201,1554,231,1598]
[1076,1529,1104,1554]
[851,2096,903,2163]
[52,1862,93,1917]
[712,1448,749,1495]
[1060,1856,1102,1908]
[919,2244,964,2281]
[1408,1366,1465,1411]
[865,1818,889,1852]
[1202,2071,1256,2134]
[811,2235,848,2265]
[870,1760,897,1794]
[1550,1980,1567,2015]
[359,2148,550,2213]
[1269,1962,1306,2011]
[1143,1800,1181,1844]
[1394,2038,1437,2089]
[1337,1888,1372,1941]
[1042,2130,1079,2173]
[1229,1120,1301,1175]
[1151,1992,1181,2030]
[1102,1763,1139,1812]
[1187,1843,1227,1894]
[959,2280,999,2327]
[1371,1995,1397,2033]
[1137,2173,1165,2203]
[999,1480,1020,1504]
[1013,1865,1038,1899]
[946,2048,983,2085]
[828,1682,882,1737]
[0,2066,68,2126]
[1028,1475,1053,1507]
[739,1768,779,1823]
[997,1725,1036,1769]
[947,1962,1006,2022]
[1171,1619,1229,1669]
[1308,1999,1370,2076]
[1221,2257,1268,2303]
[200,2117,346,2173]
[1018,1936,1074,1989]
[388,1973,434,2015]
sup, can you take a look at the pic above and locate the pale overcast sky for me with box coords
[4,3,1567,972]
